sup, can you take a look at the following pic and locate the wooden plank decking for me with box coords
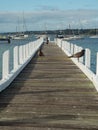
[0,43,98,130]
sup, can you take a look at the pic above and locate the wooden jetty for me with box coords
[0,42,98,130]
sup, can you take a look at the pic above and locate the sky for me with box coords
[0,0,98,32]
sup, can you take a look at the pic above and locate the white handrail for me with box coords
[13,46,18,70]
[96,53,98,76]
[56,38,98,91]
[0,37,44,92]
[85,48,91,69]
[2,50,9,79]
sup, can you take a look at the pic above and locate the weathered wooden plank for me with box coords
[0,43,98,130]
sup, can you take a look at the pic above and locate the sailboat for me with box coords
[0,38,10,43]
[12,14,28,40]
[0,35,11,43]
[90,29,98,38]
[12,32,28,40]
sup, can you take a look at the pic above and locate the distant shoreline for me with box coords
[0,28,98,36]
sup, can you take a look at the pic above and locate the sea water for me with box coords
[0,35,97,79]
[0,35,37,79]
[69,37,98,74]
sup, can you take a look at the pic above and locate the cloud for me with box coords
[0,9,98,32]
[32,4,58,11]
[31,3,60,11]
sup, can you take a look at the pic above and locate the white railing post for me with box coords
[13,46,18,69]
[0,38,44,92]
[96,52,98,76]
[19,46,23,64]
[85,49,91,69]
[30,42,32,55]
[23,45,26,62]
[26,44,28,58]
[28,43,30,56]
[2,50,9,79]
[25,44,27,59]
[70,43,74,54]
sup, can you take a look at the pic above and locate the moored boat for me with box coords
[0,38,11,43]
[89,35,98,38]
[11,33,28,40]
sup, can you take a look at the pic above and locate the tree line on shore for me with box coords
[1,28,98,36]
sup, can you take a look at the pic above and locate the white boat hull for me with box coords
[12,34,28,40]
[90,35,98,38]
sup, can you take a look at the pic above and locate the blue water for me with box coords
[0,35,37,79]
[69,37,98,74]
[0,35,97,79]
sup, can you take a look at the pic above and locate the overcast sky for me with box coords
[0,0,98,32]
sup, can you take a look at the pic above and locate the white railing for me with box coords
[55,38,98,91]
[0,37,44,92]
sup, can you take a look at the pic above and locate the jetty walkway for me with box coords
[0,42,98,130]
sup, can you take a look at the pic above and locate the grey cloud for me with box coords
[0,9,98,32]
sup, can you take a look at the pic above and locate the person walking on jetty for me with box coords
[46,36,49,44]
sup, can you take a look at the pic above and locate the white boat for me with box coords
[89,29,98,38]
[12,33,28,40]
[89,35,98,38]
[12,13,28,40]
[63,35,84,41]
[56,34,64,38]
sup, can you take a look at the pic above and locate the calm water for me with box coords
[0,35,37,79]
[0,35,98,79]
[69,37,98,74]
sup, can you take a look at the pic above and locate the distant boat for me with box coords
[11,24,28,40]
[11,33,28,40]
[89,29,98,38]
[63,24,84,40]
[56,34,64,38]
[12,14,28,40]
[0,38,10,43]
[89,35,98,38]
